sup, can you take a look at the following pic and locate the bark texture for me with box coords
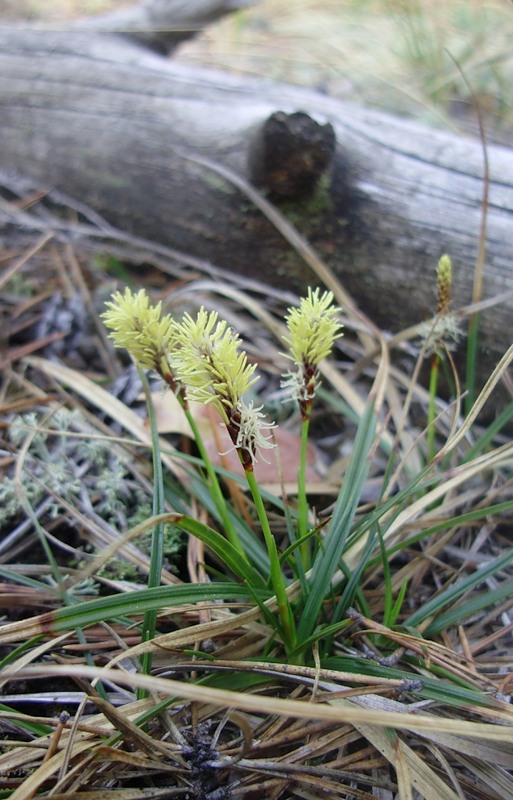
[0,24,512,397]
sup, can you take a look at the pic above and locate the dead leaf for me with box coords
[151,391,321,486]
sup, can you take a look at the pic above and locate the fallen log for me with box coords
[0,12,512,399]
[69,0,256,54]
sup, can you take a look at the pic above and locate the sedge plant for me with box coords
[100,282,513,676]
[281,288,343,570]
[102,286,346,658]
[2,278,512,718]
[421,254,463,462]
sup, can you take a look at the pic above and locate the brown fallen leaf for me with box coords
[150,391,322,487]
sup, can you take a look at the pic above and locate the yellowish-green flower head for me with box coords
[102,288,179,373]
[436,254,452,315]
[281,288,342,412]
[418,254,462,356]
[283,288,343,368]
[171,307,258,412]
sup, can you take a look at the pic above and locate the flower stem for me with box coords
[427,353,440,463]
[157,364,248,561]
[183,406,248,561]
[297,414,311,570]
[139,371,165,690]
[244,468,296,651]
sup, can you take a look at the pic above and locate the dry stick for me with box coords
[448,53,490,414]
[436,343,513,460]
[64,242,119,379]
[14,663,513,741]
[0,231,54,291]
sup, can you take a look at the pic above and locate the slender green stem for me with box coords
[139,371,165,685]
[158,362,247,557]
[183,407,248,561]
[297,414,311,570]
[427,353,439,462]
[244,468,296,651]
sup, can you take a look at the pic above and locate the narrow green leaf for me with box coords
[175,515,267,588]
[338,527,376,614]
[321,656,498,709]
[406,546,513,629]
[0,703,51,736]
[381,500,513,564]
[50,582,270,632]
[389,578,409,627]
[463,400,513,462]
[139,370,165,683]
[297,401,376,643]
[424,578,513,636]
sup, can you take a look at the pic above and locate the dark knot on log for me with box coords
[248,110,336,198]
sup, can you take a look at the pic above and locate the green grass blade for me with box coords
[423,578,513,636]
[380,500,513,564]
[0,703,51,736]
[296,401,376,644]
[389,578,409,628]
[405,546,513,629]
[322,657,499,709]
[0,568,60,592]
[49,582,269,632]
[174,515,267,587]
[332,530,377,622]
[139,370,165,682]
[463,400,513,462]
[0,584,270,645]
[161,449,271,573]
[180,467,270,574]
[245,468,296,650]
[289,618,353,659]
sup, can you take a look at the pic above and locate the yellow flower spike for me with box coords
[418,255,463,357]
[102,288,179,374]
[283,287,343,369]
[436,254,453,315]
[281,288,343,414]
[171,307,258,413]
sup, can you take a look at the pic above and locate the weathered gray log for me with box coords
[7,0,254,54]
[0,27,512,397]
[70,0,256,53]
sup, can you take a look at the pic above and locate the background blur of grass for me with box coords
[0,0,129,18]
[177,0,513,138]
[2,0,512,138]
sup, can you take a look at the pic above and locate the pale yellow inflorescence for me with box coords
[283,287,343,367]
[419,254,463,356]
[102,287,179,373]
[170,307,259,413]
[103,287,345,464]
[281,287,343,406]
[103,291,275,466]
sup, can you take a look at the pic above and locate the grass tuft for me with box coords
[1,2,513,795]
